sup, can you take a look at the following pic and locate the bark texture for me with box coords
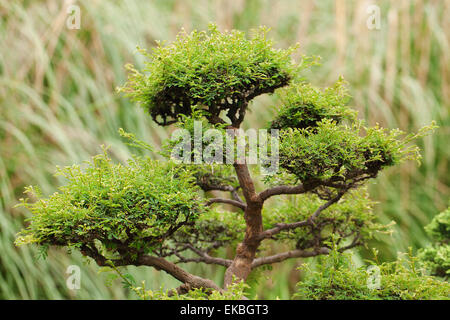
[223,162,263,286]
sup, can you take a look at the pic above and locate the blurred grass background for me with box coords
[0,0,448,299]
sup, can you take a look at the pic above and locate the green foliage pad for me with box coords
[15,147,205,260]
[119,24,301,126]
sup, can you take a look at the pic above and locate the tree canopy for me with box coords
[119,24,303,127]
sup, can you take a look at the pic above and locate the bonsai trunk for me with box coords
[224,162,263,287]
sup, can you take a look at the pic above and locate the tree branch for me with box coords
[251,247,330,269]
[197,174,245,206]
[206,198,247,210]
[308,191,346,223]
[338,234,361,252]
[258,184,307,201]
[257,191,346,241]
[137,255,221,291]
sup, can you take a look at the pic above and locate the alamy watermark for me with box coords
[366,4,381,30]
[66,4,81,30]
[366,265,381,290]
[169,121,280,174]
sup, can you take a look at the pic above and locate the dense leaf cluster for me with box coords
[277,118,434,189]
[269,78,356,130]
[119,24,299,126]
[267,76,436,192]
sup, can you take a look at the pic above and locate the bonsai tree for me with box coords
[15,25,436,297]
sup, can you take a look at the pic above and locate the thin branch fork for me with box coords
[258,183,307,201]
[231,188,244,204]
[257,220,309,241]
[258,176,354,203]
[338,233,361,252]
[176,244,233,267]
[258,193,346,241]
[252,234,361,269]
[206,198,247,210]
[202,184,243,203]
[197,174,244,205]
[308,191,346,222]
